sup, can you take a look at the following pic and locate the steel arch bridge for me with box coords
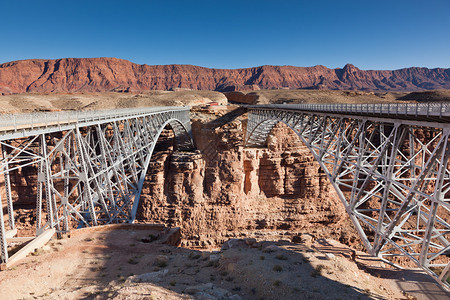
[245,103,450,288]
[0,106,193,264]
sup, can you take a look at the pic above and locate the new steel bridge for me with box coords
[245,103,450,289]
[0,102,448,289]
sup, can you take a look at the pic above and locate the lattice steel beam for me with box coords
[245,104,450,289]
[0,107,193,264]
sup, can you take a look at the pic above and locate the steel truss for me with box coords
[0,107,193,264]
[245,105,450,289]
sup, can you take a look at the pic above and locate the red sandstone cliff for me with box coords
[1,57,449,94]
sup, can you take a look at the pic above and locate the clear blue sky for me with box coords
[1,0,449,70]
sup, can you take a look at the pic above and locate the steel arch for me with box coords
[130,117,193,221]
[0,107,193,264]
[245,105,450,289]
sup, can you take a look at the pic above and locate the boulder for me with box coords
[222,238,247,250]
[155,255,169,265]
[128,269,168,283]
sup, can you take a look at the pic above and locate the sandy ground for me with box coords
[0,89,449,114]
[232,89,450,104]
[0,226,448,300]
[0,91,228,114]
[241,90,404,104]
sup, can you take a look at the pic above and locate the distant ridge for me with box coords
[0,57,449,94]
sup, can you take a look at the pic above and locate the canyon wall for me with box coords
[1,57,450,94]
[136,110,360,248]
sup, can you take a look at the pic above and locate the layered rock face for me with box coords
[1,57,449,94]
[137,111,359,248]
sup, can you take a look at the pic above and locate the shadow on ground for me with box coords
[68,226,377,300]
[314,238,450,300]
[3,226,448,299]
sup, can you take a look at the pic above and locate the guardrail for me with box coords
[248,103,450,118]
[0,106,190,131]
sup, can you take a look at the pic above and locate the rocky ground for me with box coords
[2,225,446,300]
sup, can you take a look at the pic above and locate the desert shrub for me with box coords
[128,257,139,265]
[156,261,167,268]
[188,252,201,260]
[273,265,283,272]
[310,265,325,277]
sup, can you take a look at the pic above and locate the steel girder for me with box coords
[0,108,193,264]
[245,107,450,289]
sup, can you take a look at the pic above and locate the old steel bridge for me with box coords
[0,106,193,265]
[0,103,449,289]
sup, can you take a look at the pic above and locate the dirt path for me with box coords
[1,225,448,299]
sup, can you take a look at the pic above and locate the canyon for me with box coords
[135,106,359,249]
[1,101,449,299]
[5,105,360,250]
[1,57,450,95]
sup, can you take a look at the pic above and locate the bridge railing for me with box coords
[0,106,190,132]
[249,103,450,118]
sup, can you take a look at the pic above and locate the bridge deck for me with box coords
[246,103,450,124]
[0,106,191,140]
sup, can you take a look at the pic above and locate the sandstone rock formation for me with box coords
[1,57,449,94]
[222,92,259,104]
[136,109,359,249]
